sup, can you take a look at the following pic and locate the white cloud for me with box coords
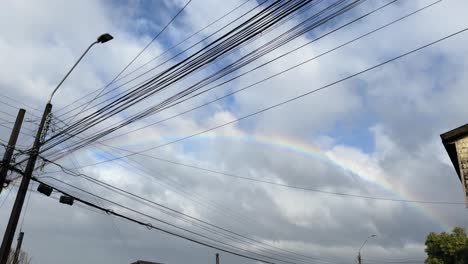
[1,0,468,264]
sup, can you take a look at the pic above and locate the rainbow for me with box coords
[100,130,457,231]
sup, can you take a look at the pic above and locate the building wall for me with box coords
[455,137,468,207]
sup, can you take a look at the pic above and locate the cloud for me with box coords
[1,0,468,264]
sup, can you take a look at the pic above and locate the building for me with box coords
[131,261,164,264]
[441,123,468,207]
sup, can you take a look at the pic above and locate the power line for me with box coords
[43,0,439,160]
[0,100,41,120]
[53,0,272,120]
[19,183,33,231]
[72,0,370,142]
[30,126,265,230]
[43,0,364,153]
[32,3,466,207]
[65,0,195,125]
[363,258,425,263]
[0,124,35,140]
[113,0,253,84]
[51,0,294,129]
[0,137,30,150]
[0,186,13,210]
[39,124,466,205]
[0,109,18,119]
[46,0,362,160]
[363,260,424,264]
[39,135,262,228]
[0,94,42,113]
[33,128,332,262]
[38,159,340,264]
[108,0,318,92]
[10,181,108,215]
[0,117,36,134]
[40,149,465,205]
[33,176,280,264]
[54,25,468,184]
[53,0,251,116]
[34,176,338,264]
[65,146,135,260]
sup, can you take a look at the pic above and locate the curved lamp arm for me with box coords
[48,33,113,104]
[359,234,377,255]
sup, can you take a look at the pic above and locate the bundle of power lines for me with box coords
[41,0,366,159]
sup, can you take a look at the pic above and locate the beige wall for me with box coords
[456,137,468,207]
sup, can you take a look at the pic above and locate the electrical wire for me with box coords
[41,152,466,205]
[50,25,468,183]
[43,0,363,154]
[40,134,262,228]
[44,0,438,160]
[0,185,14,209]
[0,100,41,120]
[33,175,290,264]
[0,94,42,113]
[34,176,338,264]
[19,182,34,231]
[66,147,135,260]
[38,158,340,264]
[54,0,356,143]
[11,124,326,262]
[51,0,302,127]
[20,2,461,209]
[64,0,323,117]
[53,0,253,117]
[65,0,195,126]
[0,117,36,134]
[54,0,272,120]
[363,258,425,264]
[27,124,265,231]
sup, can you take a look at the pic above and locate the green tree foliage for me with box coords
[425,227,468,264]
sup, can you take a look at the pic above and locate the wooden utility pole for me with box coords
[0,103,52,264]
[0,109,25,193]
[12,232,24,264]
[216,253,220,264]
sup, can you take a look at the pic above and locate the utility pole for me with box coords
[0,109,25,193]
[12,232,24,264]
[0,33,113,264]
[216,253,220,264]
[0,103,52,264]
[357,234,376,264]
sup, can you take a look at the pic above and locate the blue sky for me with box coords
[1,1,468,264]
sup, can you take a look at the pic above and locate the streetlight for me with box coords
[48,33,113,103]
[0,33,113,264]
[358,234,377,264]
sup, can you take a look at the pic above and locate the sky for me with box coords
[1,0,468,264]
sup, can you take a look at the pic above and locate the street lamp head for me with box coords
[97,33,113,43]
[370,234,377,238]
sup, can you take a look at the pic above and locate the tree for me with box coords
[425,227,468,264]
